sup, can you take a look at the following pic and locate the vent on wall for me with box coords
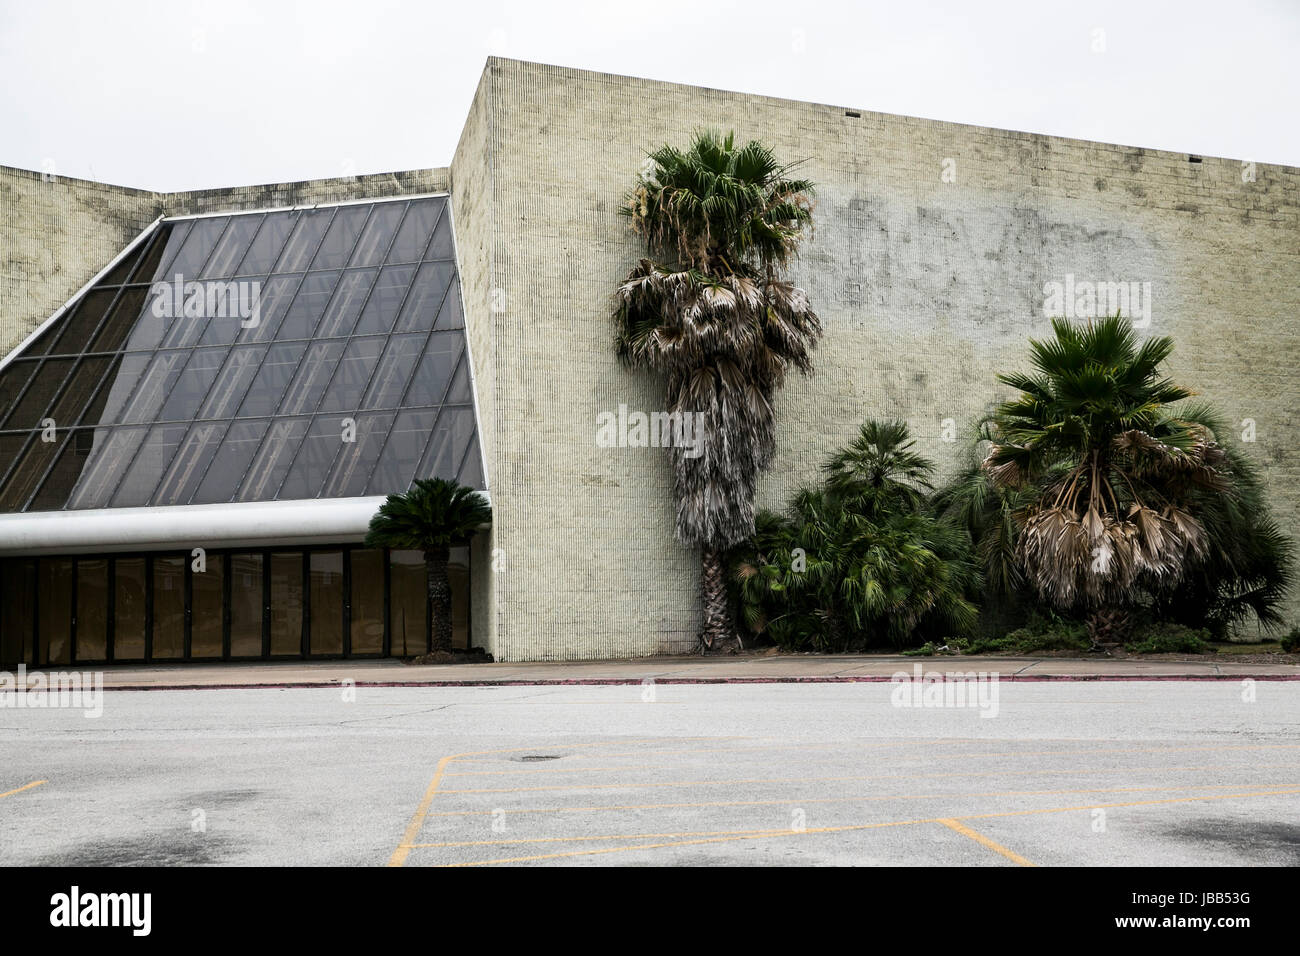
[1188,155,1203,163]
[845,110,861,118]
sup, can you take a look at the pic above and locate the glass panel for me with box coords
[153,421,225,506]
[48,356,110,427]
[269,552,303,655]
[191,556,223,658]
[320,412,394,498]
[146,220,194,285]
[1,559,36,666]
[388,199,442,262]
[349,202,405,267]
[110,423,188,507]
[277,417,345,501]
[405,332,462,406]
[121,287,169,352]
[167,217,229,279]
[237,341,306,418]
[119,351,187,424]
[113,557,147,661]
[361,334,423,409]
[83,353,152,427]
[237,417,309,501]
[318,336,384,413]
[200,215,261,278]
[367,409,436,496]
[124,228,170,286]
[196,276,267,347]
[419,406,477,482]
[199,344,266,418]
[2,357,73,429]
[75,558,108,661]
[309,551,343,655]
[230,553,263,657]
[0,434,59,511]
[159,348,229,422]
[353,264,415,335]
[311,205,369,271]
[152,556,185,659]
[442,352,472,404]
[38,558,74,665]
[28,431,93,511]
[394,261,454,333]
[276,208,335,272]
[349,549,384,655]
[389,550,427,656]
[275,272,338,340]
[425,211,455,260]
[99,239,146,285]
[281,340,345,416]
[315,268,376,337]
[0,361,39,420]
[433,277,465,331]
[236,274,299,343]
[191,419,269,505]
[46,289,116,355]
[449,546,470,649]
[88,285,150,353]
[235,211,295,276]
[67,426,148,509]
[457,435,484,490]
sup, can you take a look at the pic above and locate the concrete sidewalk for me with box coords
[13,653,1299,689]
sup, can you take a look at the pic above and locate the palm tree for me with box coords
[731,420,977,651]
[983,314,1228,642]
[613,131,822,651]
[364,478,491,654]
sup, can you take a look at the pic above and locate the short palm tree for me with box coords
[983,314,1227,641]
[614,130,822,651]
[364,478,491,653]
[732,420,977,650]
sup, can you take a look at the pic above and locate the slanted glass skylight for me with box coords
[0,196,483,513]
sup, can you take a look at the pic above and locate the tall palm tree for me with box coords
[983,313,1228,641]
[364,478,491,653]
[613,131,822,651]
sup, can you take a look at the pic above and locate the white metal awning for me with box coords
[0,496,487,555]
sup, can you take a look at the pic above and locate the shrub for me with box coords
[963,613,1090,654]
[1126,623,1213,654]
[1280,628,1300,653]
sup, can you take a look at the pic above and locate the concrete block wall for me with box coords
[452,58,1300,661]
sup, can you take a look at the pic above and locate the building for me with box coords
[1,58,1297,664]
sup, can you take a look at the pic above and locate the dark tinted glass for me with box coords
[0,198,482,514]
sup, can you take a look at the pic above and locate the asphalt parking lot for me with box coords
[1,679,1297,866]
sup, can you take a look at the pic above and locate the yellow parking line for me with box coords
[0,780,46,800]
[443,786,1300,866]
[938,818,1036,866]
[408,828,791,849]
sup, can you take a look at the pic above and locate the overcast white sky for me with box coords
[1,0,1297,192]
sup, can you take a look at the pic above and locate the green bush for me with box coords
[1126,623,1213,654]
[963,614,1090,654]
[730,420,979,652]
[1280,628,1300,653]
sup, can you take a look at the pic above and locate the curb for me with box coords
[97,673,1300,691]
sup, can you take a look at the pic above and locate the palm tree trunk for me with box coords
[1086,605,1130,647]
[699,547,737,652]
[424,546,453,653]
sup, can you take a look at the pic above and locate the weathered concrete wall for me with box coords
[456,58,1300,661]
[0,166,158,352]
[0,166,449,356]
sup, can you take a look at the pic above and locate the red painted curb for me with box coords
[96,673,1300,691]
